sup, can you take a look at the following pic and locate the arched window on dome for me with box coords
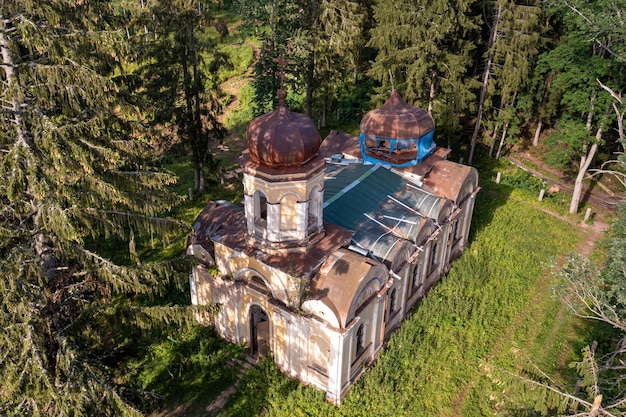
[253,190,268,227]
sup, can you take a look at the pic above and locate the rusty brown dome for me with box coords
[246,99,322,168]
[360,89,434,138]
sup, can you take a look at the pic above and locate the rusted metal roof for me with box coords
[319,130,362,159]
[312,249,386,328]
[360,89,435,139]
[189,201,353,278]
[422,160,479,205]
[246,103,322,168]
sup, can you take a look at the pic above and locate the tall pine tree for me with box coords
[236,0,371,119]
[0,1,191,414]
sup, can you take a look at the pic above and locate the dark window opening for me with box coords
[412,264,420,288]
[355,324,365,357]
[259,195,267,221]
[249,275,269,295]
[389,288,398,316]
[430,242,439,273]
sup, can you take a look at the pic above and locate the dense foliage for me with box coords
[132,0,229,192]
[0,1,208,415]
[236,0,625,213]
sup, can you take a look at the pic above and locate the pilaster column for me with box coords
[267,203,280,241]
[244,194,255,235]
[296,201,308,239]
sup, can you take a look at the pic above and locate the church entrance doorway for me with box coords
[249,305,269,356]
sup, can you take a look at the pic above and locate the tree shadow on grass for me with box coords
[141,326,246,415]
[466,146,515,244]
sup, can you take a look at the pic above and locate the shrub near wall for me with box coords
[217,179,581,416]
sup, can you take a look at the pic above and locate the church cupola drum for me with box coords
[240,89,326,251]
[360,89,436,166]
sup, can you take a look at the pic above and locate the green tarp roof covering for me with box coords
[323,162,446,265]
[323,164,405,230]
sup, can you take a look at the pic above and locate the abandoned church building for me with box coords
[187,88,479,404]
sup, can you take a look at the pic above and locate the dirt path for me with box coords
[507,149,623,212]
[218,76,252,126]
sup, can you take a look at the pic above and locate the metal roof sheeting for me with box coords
[323,163,448,267]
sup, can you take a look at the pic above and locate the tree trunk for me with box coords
[0,17,29,148]
[194,164,205,192]
[353,47,360,85]
[428,77,436,114]
[198,166,205,192]
[570,140,599,214]
[495,122,509,159]
[305,52,314,117]
[495,91,517,159]
[489,100,505,158]
[468,5,501,165]
[489,124,499,158]
[532,119,542,146]
[586,91,596,131]
[570,95,601,214]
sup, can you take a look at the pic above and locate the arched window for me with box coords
[429,242,439,274]
[413,264,420,287]
[453,219,461,241]
[252,191,268,235]
[355,323,365,357]
[259,194,267,221]
[389,288,397,315]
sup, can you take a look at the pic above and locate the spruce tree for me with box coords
[492,0,543,159]
[0,1,190,414]
[316,0,370,125]
[236,0,313,114]
[236,0,370,118]
[134,0,228,192]
[468,0,544,164]
[368,0,480,140]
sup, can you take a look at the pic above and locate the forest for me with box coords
[1,0,625,416]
